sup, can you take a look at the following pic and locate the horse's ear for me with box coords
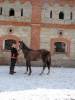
[19,40,23,43]
[19,41,21,43]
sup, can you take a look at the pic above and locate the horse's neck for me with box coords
[22,48,29,57]
[23,43,32,51]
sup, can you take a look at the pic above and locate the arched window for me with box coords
[9,8,15,16]
[59,12,64,20]
[21,8,23,16]
[0,7,2,15]
[70,12,72,20]
[50,10,52,18]
[5,39,16,50]
[54,42,65,53]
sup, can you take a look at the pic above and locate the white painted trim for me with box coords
[3,40,5,49]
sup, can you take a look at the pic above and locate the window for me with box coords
[58,31,63,36]
[50,10,52,18]
[0,7,2,15]
[51,37,70,56]
[21,8,23,16]
[54,42,65,53]
[9,8,15,16]
[5,39,16,50]
[9,29,12,33]
[59,12,64,20]
[70,12,72,20]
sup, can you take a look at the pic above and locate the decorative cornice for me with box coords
[0,20,75,29]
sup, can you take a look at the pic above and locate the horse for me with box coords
[19,41,51,75]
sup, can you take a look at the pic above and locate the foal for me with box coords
[19,41,51,75]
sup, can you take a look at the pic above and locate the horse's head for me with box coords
[19,41,24,50]
[19,40,30,51]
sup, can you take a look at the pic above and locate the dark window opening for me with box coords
[55,42,65,53]
[5,39,16,50]
[59,12,64,20]
[70,12,72,20]
[59,31,63,36]
[0,7,2,15]
[50,10,52,18]
[9,29,12,33]
[21,8,23,16]
[9,8,15,16]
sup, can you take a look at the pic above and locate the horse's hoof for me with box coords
[24,72,27,74]
[28,73,30,75]
[47,73,50,75]
[28,73,31,76]
[39,73,42,75]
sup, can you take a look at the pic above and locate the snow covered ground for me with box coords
[0,66,75,100]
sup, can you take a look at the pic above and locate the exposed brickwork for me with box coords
[48,0,75,6]
[31,0,42,49]
[0,20,75,29]
[31,24,40,49]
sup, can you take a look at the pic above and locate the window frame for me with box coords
[51,38,71,56]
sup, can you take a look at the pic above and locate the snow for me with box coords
[0,66,75,100]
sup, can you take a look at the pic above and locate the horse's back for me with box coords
[38,49,50,56]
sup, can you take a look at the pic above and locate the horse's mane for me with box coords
[22,41,32,51]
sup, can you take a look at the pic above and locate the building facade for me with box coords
[0,0,75,66]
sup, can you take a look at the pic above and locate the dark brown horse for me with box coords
[19,41,51,75]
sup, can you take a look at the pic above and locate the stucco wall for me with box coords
[0,1,32,22]
[0,25,31,46]
[41,3,75,24]
[40,28,75,57]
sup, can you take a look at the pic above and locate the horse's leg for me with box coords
[24,61,28,74]
[40,62,46,75]
[47,61,50,75]
[46,57,51,75]
[28,61,32,75]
